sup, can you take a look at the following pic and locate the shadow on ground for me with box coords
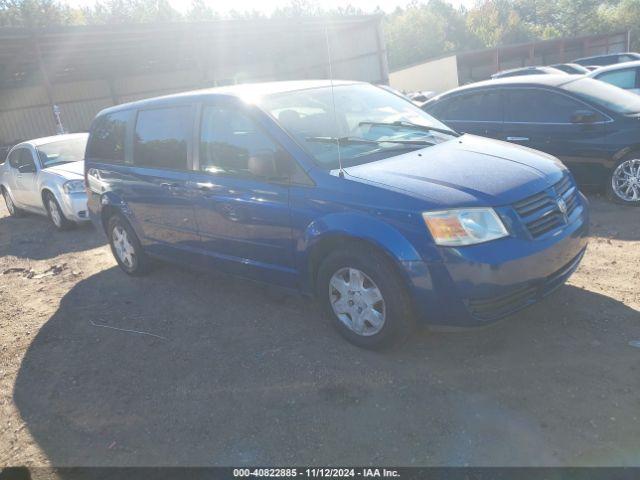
[13,264,640,466]
[0,213,104,261]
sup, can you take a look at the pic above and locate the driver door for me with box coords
[12,148,40,208]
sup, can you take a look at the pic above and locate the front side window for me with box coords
[596,69,638,90]
[87,110,131,163]
[8,149,23,169]
[199,105,280,176]
[435,91,502,122]
[134,106,191,170]
[37,137,87,168]
[504,89,594,123]
[259,83,456,170]
[8,148,35,171]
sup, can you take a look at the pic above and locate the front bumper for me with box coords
[408,193,589,327]
[59,192,90,222]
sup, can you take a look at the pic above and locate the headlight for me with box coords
[422,208,508,246]
[63,179,85,194]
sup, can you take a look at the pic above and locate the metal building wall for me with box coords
[0,17,387,145]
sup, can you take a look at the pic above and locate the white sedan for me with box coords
[0,133,90,230]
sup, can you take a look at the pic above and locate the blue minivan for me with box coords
[85,80,589,349]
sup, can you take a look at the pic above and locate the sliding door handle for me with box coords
[506,136,529,141]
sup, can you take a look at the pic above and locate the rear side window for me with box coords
[504,89,597,123]
[86,110,131,163]
[433,91,502,122]
[596,69,638,89]
[134,106,191,170]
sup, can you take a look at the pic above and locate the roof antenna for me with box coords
[324,23,344,178]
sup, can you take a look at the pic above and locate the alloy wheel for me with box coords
[612,159,640,203]
[329,267,386,336]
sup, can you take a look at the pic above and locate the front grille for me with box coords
[512,174,580,239]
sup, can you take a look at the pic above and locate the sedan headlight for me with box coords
[63,180,85,194]
[422,208,508,246]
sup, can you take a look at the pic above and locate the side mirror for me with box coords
[17,163,36,173]
[248,150,294,181]
[571,109,599,124]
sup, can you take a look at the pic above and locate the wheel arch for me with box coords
[299,213,427,294]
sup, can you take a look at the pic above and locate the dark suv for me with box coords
[423,75,640,205]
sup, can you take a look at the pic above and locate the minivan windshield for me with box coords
[561,77,640,115]
[37,137,87,168]
[260,84,456,170]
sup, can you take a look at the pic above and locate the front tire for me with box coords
[316,245,415,350]
[44,191,74,230]
[107,214,152,276]
[608,156,640,205]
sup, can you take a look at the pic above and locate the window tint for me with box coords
[597,69,638,89]
[505,89,593,123]
[133,107,191,170]
[87,110,131,163]
[8,149,22,168]
[435,91,502,122]
[9,149,34,170]
[199,105,280,176]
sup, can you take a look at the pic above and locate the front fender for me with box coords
[296,212,428,293]
[94,190,144,240]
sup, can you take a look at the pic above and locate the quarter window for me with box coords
[134,106,191,170]
[86,110,131,163]
[434,91,502,122]
[596,69,638,90]
[199,105,280,176]
[504,89,598,123]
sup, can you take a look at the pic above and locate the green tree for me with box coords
[0,0,79,27]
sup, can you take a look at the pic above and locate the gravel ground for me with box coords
[0,194,639,467]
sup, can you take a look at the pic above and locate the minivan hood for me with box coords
[344,135,564,207]
[44,160,84,179]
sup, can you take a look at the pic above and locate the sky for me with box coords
[63,0,477,15]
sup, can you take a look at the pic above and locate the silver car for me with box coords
[0,133,89,230]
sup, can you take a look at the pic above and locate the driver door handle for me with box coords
[506,136,529,141]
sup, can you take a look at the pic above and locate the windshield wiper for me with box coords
[305,136,435,146]
[358,120,459,137]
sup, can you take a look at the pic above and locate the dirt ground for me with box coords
[0,193,639,467]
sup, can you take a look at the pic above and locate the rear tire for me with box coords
[44,191,74,230]
[107,214,153,276]
[2,188,24,217]
[316,245,415,350]
[608,156,640,205]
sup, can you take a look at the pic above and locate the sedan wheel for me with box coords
[45,192,72,230]
[3,190,16,215]
[47,197,62,227]
[611,158,640,204]
[329,267,386,336]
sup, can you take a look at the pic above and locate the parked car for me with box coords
[86,80,588,349]
[573,52,640,67]
[423,75,640,205]
[491,66,568,79]
[1,133,90,229]
[550,63,590,74]
[587,60,640,94]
